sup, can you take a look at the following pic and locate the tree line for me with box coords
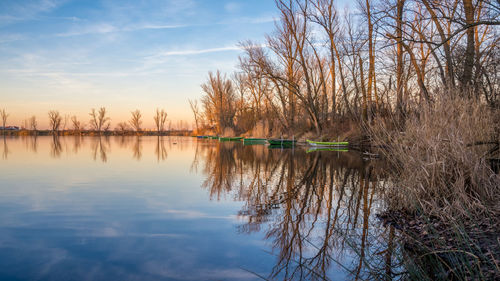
[192,0,499,137]
[0,107,192,134]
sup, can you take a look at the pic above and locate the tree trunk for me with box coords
[396,0,406,121]
[461,0,475,90]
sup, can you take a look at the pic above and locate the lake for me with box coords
[0,136,398,280]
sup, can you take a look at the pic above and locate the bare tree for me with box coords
[30,116,38,132]
[115,122,130,133]
[395,0,406,120]
[48,110,62,134]
[71,116,83,133]
[1,109,8,132]
[129,109,142,132]
[153,108,167,133]
[89,107,110,135]
[189,99,201,132]
[62,114,70,132]
[195,0,500,138]
[201,71,237,134]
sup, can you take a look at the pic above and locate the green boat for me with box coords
[307,147,349,153]
[209,136,219,139]
[243,138,267,145]
[219,137,243,141]
[267,139,297,146]
[306,139,349,147]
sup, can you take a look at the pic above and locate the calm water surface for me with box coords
[0,136,398,280]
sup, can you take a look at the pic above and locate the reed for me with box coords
[369,92,500,279]
[371,93,499,218]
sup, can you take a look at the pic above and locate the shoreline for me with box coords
[0,130,193,137]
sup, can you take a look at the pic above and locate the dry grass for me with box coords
[369,94,500,280]
[370,94,500,218]
[247,120,269,138]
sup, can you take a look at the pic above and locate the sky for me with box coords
[0,0,279,129]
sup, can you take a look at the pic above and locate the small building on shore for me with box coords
[0,126,20,131]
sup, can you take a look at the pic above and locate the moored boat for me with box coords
[306,139,349,147]
[219,137,243,141]
[242,138,267,145]
[267,139,297,146]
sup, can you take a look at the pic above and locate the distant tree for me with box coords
[22,119,29,130]
[48,110,62,134]
[1,109,8,131]
[153,108,167,133]
[189,99,201,132]
[30,116,37,132]
[89,107,110,135]
[62,114,70,132]
[71,116,83,133]
[115,122,130,132]
[129,110,142,132]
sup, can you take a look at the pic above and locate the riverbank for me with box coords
[378,210,500,280]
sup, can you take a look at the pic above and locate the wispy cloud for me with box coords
[55,23,117,37]
[160,46,242,57]
[44,15,81,21]
[0,33,25,44]
[131,23,187,30]
[0,0,65,25]
[224,2,242,13]
[55,22,188,37]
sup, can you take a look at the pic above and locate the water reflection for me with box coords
[0,136,401,280]
[2,136,8,159]
[2,136,182,163]
[90,136,110,162]
[50,135,62,158]
[116,135,131,149]
[155,136,168,162]
[22,135,38,153]
[132,136,142,160]
[196,141,399,280]
[72,135,83,154]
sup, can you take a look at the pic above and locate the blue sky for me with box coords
[0,0,278,128]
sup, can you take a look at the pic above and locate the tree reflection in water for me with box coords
[90,136,110,163]
[196,141,402,280]
[21,135,38,153]
[132,136,142,160]
[155,136,168,162]
[1,135,9,159]
[50,135,62,158]
[72,135,83,154]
